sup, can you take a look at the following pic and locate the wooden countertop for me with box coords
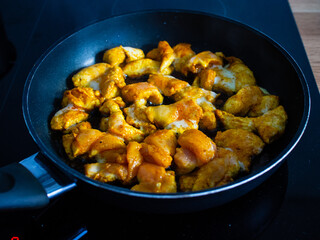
[288,0,320,90]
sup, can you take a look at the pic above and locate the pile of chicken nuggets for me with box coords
[50,41,288,193]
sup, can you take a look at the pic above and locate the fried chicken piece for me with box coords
[95,148,127,164]
[124,99,157,135]
[159,170,177,193]
[248,95,279,117]
[145,99,203,134]
[187,51,223,74]
[131,163,177,193]
[62,87,101,111]
[100,98,144,142]
[144,129,177,156]
[178,129,217,165]
[71,128,104,157]
[146,41,175,73]
[89,133,126,157]
[173,86,218,130]
[84,162,105,178]
[102,65,126,88]
[121,82,164,105]
[62,122,92,159]
[99,66,126,99]
[146,48,161,61]
[103,46,126,66]
[179,148,241,191]
[67,128,126,162]
[99,97,126,115]
[193,54,255,95]
[226,56,256,92]
[222,86,263,116]
[173,85,218,103]
[85,141,143,184]
[126,141,143,181]
[84,163,128,183]
[173,148,198,175]
[63,121,92,134]
[199,110,217,130]
[87,141,144,183]
[72,63,110,88]
[54,87,101,131]
[50,105,89,131]
[172,43,195,76]
[122,58,174,78]
[216,106,287,144]
[215,109,256,132]
[215,129,265,170]
[95,141,143,182]
[165,119,200,135]
[209,65,237,95]
[99,80,120,100]
[103,46,145,66]
[100,112,144,142]
[193,69,216,91]
[253,106,287,144]
[158,41,175,72]
[122,46,145,63]
[140,143,172,169]
[174,129,217,174]
[147,74,189,97]
[140,130,177,168]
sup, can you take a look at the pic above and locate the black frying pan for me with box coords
[0,10,310,213]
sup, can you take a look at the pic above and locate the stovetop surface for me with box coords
[0,0,319,239]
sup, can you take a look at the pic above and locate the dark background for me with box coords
[0,0,319,239]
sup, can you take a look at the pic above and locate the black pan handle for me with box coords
[0,153,76,211]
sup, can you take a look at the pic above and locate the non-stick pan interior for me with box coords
[23,11,309,194]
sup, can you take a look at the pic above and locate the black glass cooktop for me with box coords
[0,0,319,239]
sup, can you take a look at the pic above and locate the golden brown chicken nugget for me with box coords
[71,128,103,157]
[62,87,101,111]
[223,86,263,116]
[254,106,287,144]
[147,74,189,97]
[248,95,279,117]
[177,129,217,166]
[146,99,203,129]
[103,46,126,66]
[158,40,175,72]
[126,141,143,181]
[215,109,256,132]
[215,129,264,170]
[89,133,126,157]
[72,63,110,87]
[143,129,177,156]
[131,163,177,193]
[50,106,89,131]
[122,46,145,62]
[121,82,164,105]
[172,43,195,75]
[122,58,173,78]
[226,56,256,92]
[187,51,223,73]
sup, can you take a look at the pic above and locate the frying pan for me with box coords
[0,10,310,213]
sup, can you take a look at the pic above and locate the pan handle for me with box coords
[0,153,76,211]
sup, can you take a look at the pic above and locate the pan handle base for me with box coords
[0,153,76,211]
[20,152,77,199]
[0,160,49,210]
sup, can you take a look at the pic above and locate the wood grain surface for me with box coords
[288,0,320,89]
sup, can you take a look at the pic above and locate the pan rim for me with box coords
[22,9,311,199]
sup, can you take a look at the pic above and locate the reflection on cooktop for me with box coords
[22,162,287,240]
